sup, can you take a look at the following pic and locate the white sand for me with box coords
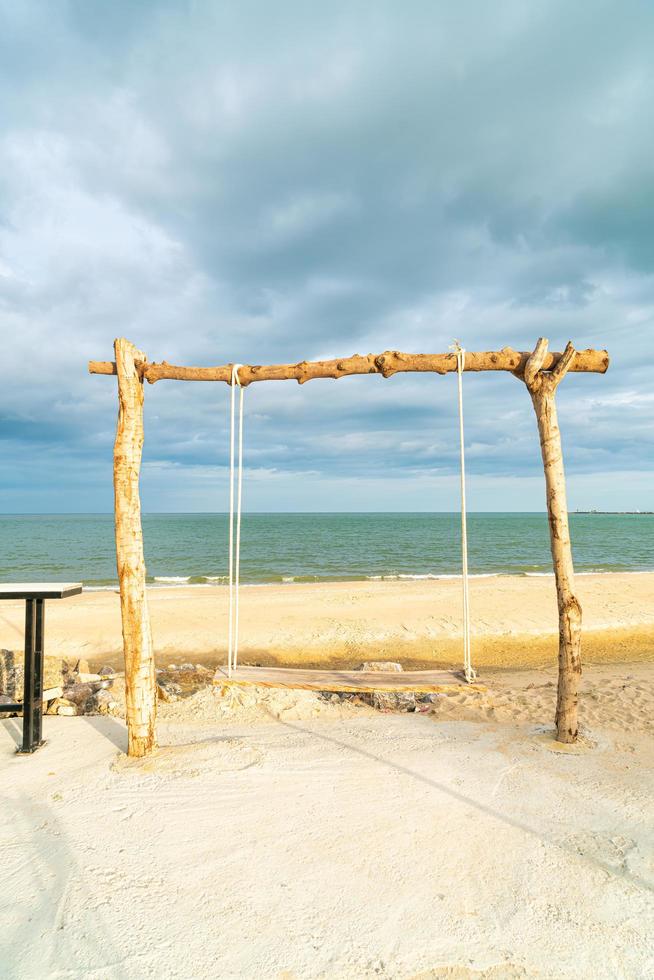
[2,663,653,979]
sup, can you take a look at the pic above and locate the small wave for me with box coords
[81,566,650,592]
[366,572,500,581]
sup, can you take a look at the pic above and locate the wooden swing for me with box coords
[217,347,482,696]
[90,340,609,756]
[214,665,485,694]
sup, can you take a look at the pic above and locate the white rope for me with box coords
[227,363,244,677]
[450,341,476,683]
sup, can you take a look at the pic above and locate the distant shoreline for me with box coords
[76,566,654,591]
[573,510,653,515]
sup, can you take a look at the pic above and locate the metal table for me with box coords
[0,584,83,753]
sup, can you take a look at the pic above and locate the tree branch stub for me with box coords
[522,337,550,391]
[549,341,577,388]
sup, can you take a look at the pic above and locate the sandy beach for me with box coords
[0,572,651,670]
[2,658,654,978]
[2,573,653,977]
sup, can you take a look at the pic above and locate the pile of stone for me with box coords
[0,649,122,717]
[1,647,66,703]
[156,663,213,702]
[47,662,122,717]
[322,661,439,713]
[52,661,214,715]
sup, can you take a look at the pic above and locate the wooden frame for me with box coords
[90,339,609,755]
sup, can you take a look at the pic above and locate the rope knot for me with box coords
[231,363,244,387]
[449,340,466,372]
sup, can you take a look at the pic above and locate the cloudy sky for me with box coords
[1,0,652,513]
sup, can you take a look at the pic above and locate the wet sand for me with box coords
[0,571,650,670]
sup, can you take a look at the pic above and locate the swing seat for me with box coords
[214,664,485,693]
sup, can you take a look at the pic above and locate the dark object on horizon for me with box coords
[573,510,653,515]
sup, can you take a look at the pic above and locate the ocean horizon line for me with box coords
[0,509,630,517]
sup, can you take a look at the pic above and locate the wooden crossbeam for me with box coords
[89,346,609,385]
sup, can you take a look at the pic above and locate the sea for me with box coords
[0,513,652,590]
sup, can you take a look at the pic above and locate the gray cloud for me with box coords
[0,0,652,512]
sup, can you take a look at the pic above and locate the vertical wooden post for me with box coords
[114,338,156,757]
[522,338,582,743]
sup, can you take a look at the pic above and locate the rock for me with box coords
[57,704,77,716]
[355,661,416,713]
[62,681,109,714]
[48,687,121,717]
[370,691,417,712]
[43,686,64,702]
[157,666,211,698]
[157,680,181,703]
[62,682,97,707]
[94,689,120,716]
[62,658,90,678]
[1,648,64,695]
[52,696,79,715]
[0,649,16,695]
[11,666,25,695]
[98,665,116,676]
[0,693,17,716]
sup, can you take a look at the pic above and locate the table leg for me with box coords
[33,599,45,747]
[19,600,36,752]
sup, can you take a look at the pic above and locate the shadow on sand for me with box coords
[275,716,654,896]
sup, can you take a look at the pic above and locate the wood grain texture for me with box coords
[89,346,609,385]
[522,338,582,743]
[114,338,157,757]
[213,665,486,693]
